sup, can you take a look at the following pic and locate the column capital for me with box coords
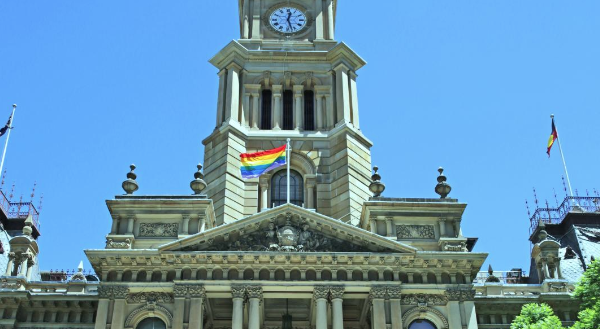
[293,84,304,94]
[387,286,401,299]
[369,286,388,301]
[329,286,345,300]
[174,284,205,298]
[245,285,263,300]
[97,285,129,299]
[445,288,475,301]
[333,63,350,73]
[272,84,283,95]
[217,68,227,77]
[231,285,246,299]
[348,70,358,79]
[111,214,120,220]
[226,62,243,72]
[313,286,329,300]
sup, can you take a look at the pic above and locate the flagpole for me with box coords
[552,114,574,199]
[0,104,17,176]
[286,138,291,204]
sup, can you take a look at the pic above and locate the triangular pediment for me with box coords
[159,204,416,253]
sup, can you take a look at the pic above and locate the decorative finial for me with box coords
[550,114,554,119]
[488,264,493,275]
[121,164,139,195]
[537,220,548,241]
[12,104,16,109]
[434,167,452,199]
[190,163,207,195]
[368,166,385,197]
[23,213,33,236]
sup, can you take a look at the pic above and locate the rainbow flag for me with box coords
[240,145,287,179]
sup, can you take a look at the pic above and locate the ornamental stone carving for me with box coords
[313,286,330,300]
[173,284,205,298]
[139,223,179,237]
[329,286,345,299]
[445,288,476,301]
[0,278,25,290]
[246,285,263,300]
[387,286,402,299]
[396,225,435,239]
[402,306,449,329]
[401,294,448,306]
[213,217,372,252]
[369,286,389,300]
[97,285,128,299]
[231,285,246,299]
[125,303,173,327]
[105,238,132,249]
[127,292,174,304]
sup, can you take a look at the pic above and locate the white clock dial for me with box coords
[269,7,307,34]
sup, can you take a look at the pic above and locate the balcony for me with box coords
[0,189,41,238]
[529,196,600,235]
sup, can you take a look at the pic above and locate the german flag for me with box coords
[547,117,558,157]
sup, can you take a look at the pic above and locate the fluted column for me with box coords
[272,85,282,130]
[111,215,120,234]
[247,286,262,329]
[370,287,387,329]
[330,286,344,329]
[294,85,304,130]
[251,92,260,129]
[232,285,246,329]
[314,286,329,329]
[216,69,227,127]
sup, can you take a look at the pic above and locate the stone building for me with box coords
[0,1,596,329]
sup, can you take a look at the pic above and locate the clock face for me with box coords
[269,7,307,34]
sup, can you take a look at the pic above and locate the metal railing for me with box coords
[0,189,40,231]
[42,269,99,282]
[474,270,527,285]
[529,196,600,234]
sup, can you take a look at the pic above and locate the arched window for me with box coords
[283,90,293,130]
[408,319,437,329]
[261,90,272,129]
[271,170,303,207]
[137,317,166,329]
[304,90,315,130]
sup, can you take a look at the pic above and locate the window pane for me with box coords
[408,319,437,329]
[271,170,304,207]
[283,90,293,130]
[304,90,315,130]
[137,317,166,329]
[261,90,272,129]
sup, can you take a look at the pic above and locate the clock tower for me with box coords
[203,0,373,226]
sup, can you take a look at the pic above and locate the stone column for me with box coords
[242,92,251,128]
[224,63,242,125]
[315,93,324,130]
[247,286,262,329]
[272,85,282,130]
[325,0,334,40]
[94,299,110,329]
[386,217,394,237]
[216,69,227,127]
[19,255,29,276]
[242,0,250,39]
[388,287,403,329]
[314,0,324,40]
[251,92,260,129]
[334,64,351,125]
[369,218,377,233]
[370,287,387,329]
[325,92,334,128]
[314,286,329,329]
[260,178,269,210]
[232,285,246,329]
[439,218,446,237]
[106,287,128,329]
[173,288,186,329]
[348,70,360,129]
[464,300,479,329]
[188,285,206,329]
[330,286,345,329]
[294,85,304,130]
[127,215,135,235]
[306,180,315,209]
[111,215,120,234]
[251,0,261,39]
[181,215,190,235]
[5,253,14,276]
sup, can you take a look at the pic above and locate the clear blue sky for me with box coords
[1,1,599,274]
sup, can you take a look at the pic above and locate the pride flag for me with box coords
[240,145,287,179]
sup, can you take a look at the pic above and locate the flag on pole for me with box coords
[240,145,287,179]
[546,117,558,157]
[0,114,12,137]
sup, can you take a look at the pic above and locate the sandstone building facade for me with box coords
[0,1,595,329]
